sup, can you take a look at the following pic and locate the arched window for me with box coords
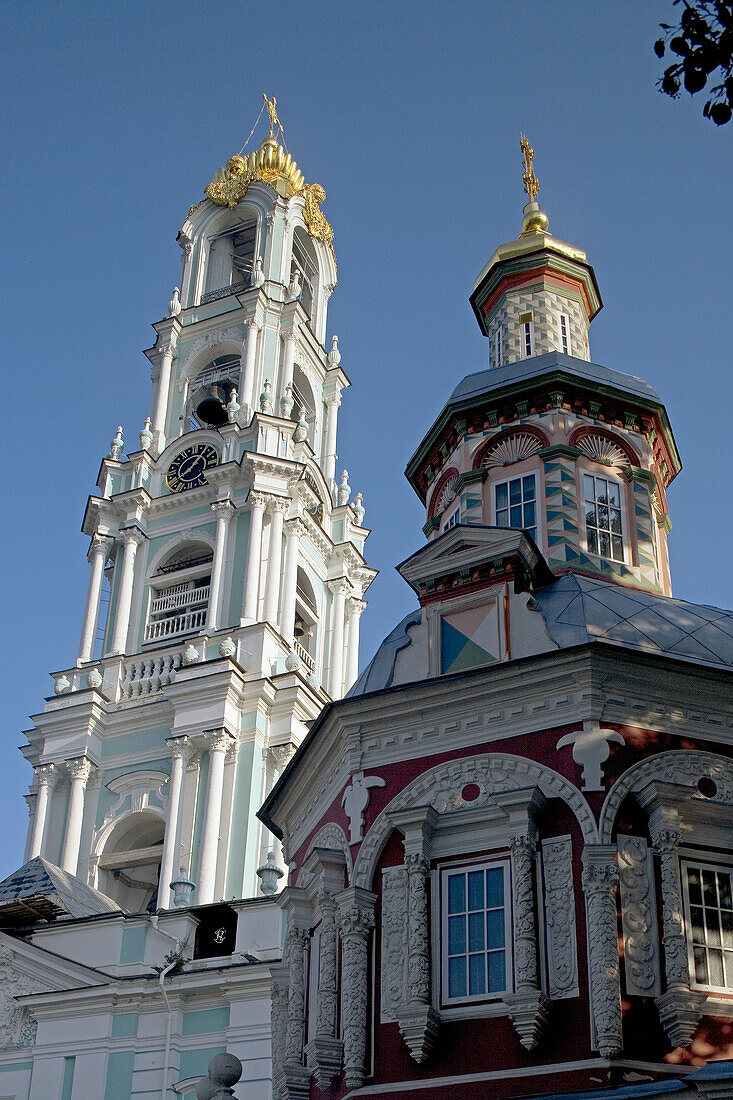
[291,365,318,449]
[189,353,241,429]
[202,218,256,303]
[294,567,318,675]
[97,813,165,914]
[145,541,213,642]
[290,227,318,324]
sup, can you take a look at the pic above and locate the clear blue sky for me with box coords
[1,1,730,879]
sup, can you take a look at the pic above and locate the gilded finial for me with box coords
[262,93,284,142]
[519,133,549,236]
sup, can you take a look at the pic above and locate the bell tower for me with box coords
[19,98,376,915]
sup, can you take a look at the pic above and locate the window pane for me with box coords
[495,484,508,510]
[719,873,733,911]
[703,871,718,906]
[586,528,598,555]
[486,908,505,949]
[688,868,702,905]
[487,951,506,992]
[709,948,725,986]
[585,504,597,527]
[496,509,509,528]
[509,479,522,505]
[448,914,466,955]
[510,505,523,527]
[694,945,708,984]
[691,905,706,943]
[523,475,535,500]
[448,955,467,998]
[609,508,622,534]
[707,912,722,947]
[583,474,595,500]
[468,911,485,952]
[467,871,484,911]
[607,482,620,506]
[611,535,624,561]
[485,868,504,908]
[724,911,733,950]
[599,531,610,557]
[468,953,486,996]
[725,952,733,987]
[448,874,465,915]
[524,501,536,529]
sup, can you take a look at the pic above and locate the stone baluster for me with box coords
[323,393,341,489]
[280,518,306,648]
[263,497,289,627]
[28,764,58,860]
[336,887,376,1091]
[241,317,261,416]
[196,730,237,905]
[150,342,176,450]
[208,499,235,631]
[581,845,622,1059]
[157,736,193,910]
[109,527,146,655]
[241,491,267,623]
[327,579,350,699]
[504,833,550,1049]
[60,757,95,875]
[344,598,365,692]
[77,534,113,663]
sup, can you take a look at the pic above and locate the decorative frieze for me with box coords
[380,866,408,1023]
[542,836,578,999]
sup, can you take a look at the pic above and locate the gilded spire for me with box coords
[519,133,549,237]
[262,93,284,142]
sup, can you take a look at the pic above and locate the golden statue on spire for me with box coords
[520,133,540,203]
[263,93,284,141]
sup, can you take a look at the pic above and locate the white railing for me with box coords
[294,640,315,674]
[150,584,210,615]
[144,607,208,642]
[120,652,183,699]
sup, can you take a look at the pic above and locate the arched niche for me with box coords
[291,364,319,451]
[144,537,215,644]
[183,198,266,309]
[96,810,166,914]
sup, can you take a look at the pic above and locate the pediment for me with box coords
[397,524,554,595]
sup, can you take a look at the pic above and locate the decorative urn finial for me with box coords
[519,133,549,236]
[338,469,351,506]
[108,426,124,461]
[139,417,154,452]
[251,257,265,288]
[226,388,240,424]
[256,851,284,895]
[353,491,365,525]
[287,270,301,302]
[328,334,341,367]
[259,379,274,414]
[168,286,181,317]
[293,406,308,443]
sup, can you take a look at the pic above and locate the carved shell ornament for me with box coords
[437,476,458,513]
[482,431,543,467]
[577,433,631,467]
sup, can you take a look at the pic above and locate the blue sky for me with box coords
[1,0,730,879]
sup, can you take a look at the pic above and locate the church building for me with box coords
[0,99,375,1098]
[260,137,733,1100]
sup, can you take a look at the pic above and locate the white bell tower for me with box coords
[21,98,376,914]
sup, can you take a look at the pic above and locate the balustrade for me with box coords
[120,652,182,698]
[294,640,315,673]
[144,606,207,641]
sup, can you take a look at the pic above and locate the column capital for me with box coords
[166,736,194,763]
[155,342,177,361]
[284,516,307,539]
[88,534,114,563]
[248,490,268,513]
[652,828,682,853]
[325,392,342,409]
[336,887,376,935]
[347,597,367,620]
[204,729,237,754]
[328,577,352,598]
[211,499,236,521]
[65,756,95,785]
[268,495,290,516]
[120,525,146,547]
[269,742,297,772]
[510,833,537,859]
[34,763,59,789]
[246,315,262,332]
[581,845,619,895]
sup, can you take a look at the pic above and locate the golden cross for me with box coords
[520,133,540,203]
[263,93,284,140]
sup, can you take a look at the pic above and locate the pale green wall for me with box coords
[181,1007,229,1036]
[225,510,250,629]
[104,1052,135,1100]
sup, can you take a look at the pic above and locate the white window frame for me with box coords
[522,319,534,358]
[559,312,571,355]
[681,858,733,995]
[439,858,512,1007]
[442,506,460,532]
[581,470,626,564]
[495,326,503,368]
[492,472,540,545]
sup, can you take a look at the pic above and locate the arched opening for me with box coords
[145,541,214,642]
[97,812,165,914]
[291,365,318,450]
[188,353,242,429]
[290,227,318,325]
[294,567,318,674]
[202,216,257,303]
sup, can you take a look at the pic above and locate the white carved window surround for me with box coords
[681,859,733,993]
[440,857,511,1005]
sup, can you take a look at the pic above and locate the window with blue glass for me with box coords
[441,861,511,1004]
[494,475,537,542]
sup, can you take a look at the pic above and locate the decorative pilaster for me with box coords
[28,764,58,860]
[327,579,350,698]
[109,527,146,655]
[337,887,376,1091]
[264,497,289,627]
[157,737,193,910]
[196,729,237,905]
[323,393,341,488]
[270,963,290,1096]
[280,518,306,648]
[241,491,267,623]
[305,888,342,1088]
[652,827,706,1047]
[344,598,366,692]
[60,757,95,875]
[581,846,622,1059]
[208,499,235,631]
[504,834,550,1050]
[241,317,261,416]
[78,534,113,663]
[279,890,312,1100]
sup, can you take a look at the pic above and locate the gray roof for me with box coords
[0,857,120,925]
[347,575,733,698]
[449,352,662,406]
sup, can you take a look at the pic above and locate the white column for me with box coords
[241,318,261,417]
[61,757,94,875]
[281,328,297,403]
[109,527,145,655]
[344,598,365,692]
[323,393,341,488]
[196,730,236,905]
[150,342,175,448]
[581,845,622,1059]
[78,535,113,664]
[241,491,267,624]
[207,500,235,632]
[328,579,350,698]
[29,764,58,860]
[263,498,289,627]
[157,737,192,910]
[280,518,306,647]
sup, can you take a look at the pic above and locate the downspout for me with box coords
[151,915,184,1100]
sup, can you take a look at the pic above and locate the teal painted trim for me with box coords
[225,741,256,900]
[181,1006,230,1036]
[112,1013,139,1038]
[104,1052,135,1100]
[190,750,210,881]
[178,1046,226,1082]
[100,728,171,759]
[227,510,250,630]
[120,924,148,964]
[539,444,581,462]
[61,1056,76,1100]
[0,1062,33,1073]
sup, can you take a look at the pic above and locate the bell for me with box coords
[194,381,234,427]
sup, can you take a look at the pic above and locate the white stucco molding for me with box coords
[145,527,216,580]
[92,770,169,855]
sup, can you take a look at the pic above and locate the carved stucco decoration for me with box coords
[581,849,623,1059]
[556,723,625,792]
[380,866,408,1023]
[541,836,579,999]
[617,834,660,998]
[599,750,733,843]
[355,753,597,890]
[0,946,45,1049]
[295,822,352,888]
[342,773,386,844]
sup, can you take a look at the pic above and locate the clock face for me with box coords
[165,444,219,493]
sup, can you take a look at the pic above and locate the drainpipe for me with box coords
[151,915,185,1099]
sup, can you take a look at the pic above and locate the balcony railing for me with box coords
[200,280,249,305]
[294,640,315,674]
[144,607,208,642]
[150,584,210,615]
[120,652,182,699]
